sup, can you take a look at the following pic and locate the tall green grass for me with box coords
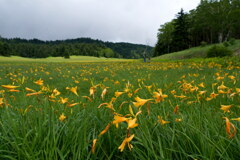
[0,59,239,159]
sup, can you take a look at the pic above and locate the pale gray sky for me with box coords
[0,0,200,46]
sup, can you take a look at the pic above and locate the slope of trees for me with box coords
[154,0,240,57]
[0,37,153,59]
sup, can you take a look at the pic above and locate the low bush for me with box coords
[206,45,233,58]
[223,41,230,47]
[200,41,207,47]
[229,38,236,45]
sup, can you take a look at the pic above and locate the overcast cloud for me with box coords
[0,0,200,46]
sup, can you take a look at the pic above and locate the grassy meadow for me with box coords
[153,40,240,60]
[0,57,240,159]
[0,56,133,63]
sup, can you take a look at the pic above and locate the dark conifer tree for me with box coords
[172,8,190,52]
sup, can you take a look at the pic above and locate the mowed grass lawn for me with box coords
[0,58,239,159]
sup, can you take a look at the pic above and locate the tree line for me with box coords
[154,0,240,57]
[0,37,153,59]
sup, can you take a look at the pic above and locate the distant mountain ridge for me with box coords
[0,37,153,59]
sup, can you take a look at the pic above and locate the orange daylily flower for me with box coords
[236,88,240,93]
[89,87,96,98]
[198,82,205,88]
[59,97,68,104]
[67,102,79,107]
[153,89,168,103]
[26,91,42,96]
[231,118,240,121]
[67,86,78,96]
[216,76,224,80]
[173,105,179,114]
[229,92,236,98]
[228,75,235,80]
[92,139,98,154]
[124,88,130,93]
[41,86,50,92]
[217,82,228,90]
[175,118,182,122]
[25,87,36,92]
[0,98,4,106]
[223,117,236,138]
[115,91,124,98]
[127,118,138,129]
[98,98,116,110]
[205,97,212,101]
[133,96,152,108]
[177,81,182,84]
[101,87,109,100]
[210,92,219,99]
[128,92,133,98]
[174,94,187,99]
[34,79,43,85]
[198,90,207,95]
[158,116,170,125]
[171,90,176,95]
[189,86,199,92]
[181,75,186,79]
[99,123,111,136]
[82,96,93,102]
[218,90,227,94]
[9,89,20,92]
[133,88,141,94]
[52,88,61,96]
[220,105,232,113]
[59,113,66,121]
[145,85,152,90]
[147,102,154,115]
[114,80,120,85]
[0,90,5,94]
[215,72,220,77]
[1,85,19,89]
[112,115,128,128]
[118,134,135,152]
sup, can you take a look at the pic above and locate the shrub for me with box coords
[206,45,233,58]
[64,52,70,59]
[223,41,230,47]
[200,41,207,47]
[228,38,236,45]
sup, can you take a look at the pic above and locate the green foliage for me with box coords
[64,52,70,59]
[223,41,230,47]
[172,9,190,52]
[206,45,233,58]
[154,22,175,57]
[0,41,11,56]
[200,41,207,47]
[100,48,114,58]
[154,0,240,57]
[153,39,240,60]
[0,37,152,59]
[0,60,239,159]
[229,38,236,45]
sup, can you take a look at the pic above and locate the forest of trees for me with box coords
[154,0,240,57]
[0,37,153,59]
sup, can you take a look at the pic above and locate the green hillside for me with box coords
[153,40,240,60]
[0,37,153,59]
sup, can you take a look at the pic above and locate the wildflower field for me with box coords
[0,58,240,159]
